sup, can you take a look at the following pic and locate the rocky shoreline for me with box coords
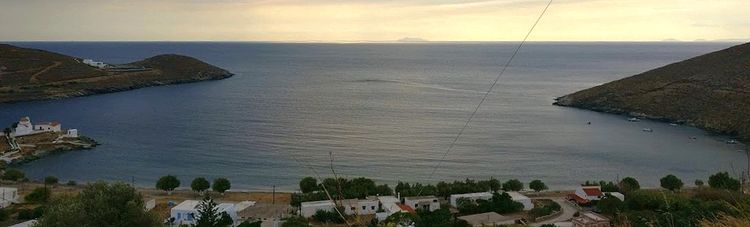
[553,42,750,142]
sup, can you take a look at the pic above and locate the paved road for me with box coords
[531,197,579,226]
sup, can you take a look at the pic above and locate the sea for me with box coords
[1,42,747,191]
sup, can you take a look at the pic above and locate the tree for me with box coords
[660,174,683,192]
[694,179,704,187]
[217,212,234,227]
[34,182,159,227]
[529,180,548,192]
[502,179,523,191]
[44,176,59,185]
[195,196,222,227]
[2,169,25,181]
[618,177,640,193]
[191,177,211,194]
[299,177,318,193]
[598,196,624,214]
[25,187,51,203]
[708,172,740,191]
[213,178,231,194]
[488,178,502,192]
[156,175,180,194]
[312,209,345,224]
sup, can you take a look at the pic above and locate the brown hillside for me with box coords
[555,42,750,141]
[0,44,233,103]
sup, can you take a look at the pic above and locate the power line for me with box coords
[417,0,553,196]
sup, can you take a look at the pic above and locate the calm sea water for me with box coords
[1,42,747,191]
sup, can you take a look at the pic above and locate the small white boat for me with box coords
[628,118,640,122]
[726,140,737,144]
[642,128,653,132]
[669,123,678,126]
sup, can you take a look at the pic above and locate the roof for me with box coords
[340,198,378,206]
[378,196,400,204]
[458,212,515,226]
[450,192,493,198]
[300,200,334,207]
[173,200,201,211]
[9,220,37,227]
[36,122,60,126]
[582,187,603,196]
[506,191,529,200]
[404,196,437,201]
[567,193,590,204]
[397,204,416,213]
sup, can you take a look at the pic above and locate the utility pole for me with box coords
[272,185,276,204]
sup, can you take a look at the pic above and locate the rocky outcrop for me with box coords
[0,44,233,103]
[555,42,750,141]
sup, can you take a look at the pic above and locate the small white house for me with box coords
[404,196,440,212]
[300,200,335,218]
[506,192,533,211]
[170,200,239,226]
[82,59,107,69]
[34,122,61,132]
[575,186,604,202]
[0,187,19,208]
[450,192,493,207]
[13,117,33,136]
[341,198,379,215]
[376,196,404,221]
[65,129,79,138]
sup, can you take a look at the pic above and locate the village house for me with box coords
[568,185,604,206]
[341,198,379,216]
[169,200,240,226]
[376,196,405,221]
[403,196,440,212]
[82,59,107,69]
[572,211,611,227]
[506,191,533,211]
[34,122,61,132]
[450,192,493,207]
[0,187,19,208]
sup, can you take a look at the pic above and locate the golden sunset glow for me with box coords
[1,0,748,42]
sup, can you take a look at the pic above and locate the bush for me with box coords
[694,179,704,187]
[597,196,624,214]
[502,179,523,191]
[660,174,683,192]
[299,177,318,193]
[618,177,640,193]
[191,177,210,193]
[44,176,59,185]
[708,172,740,191]
[313,209,345,224]
[2,169,25,181]
[529,180,548,192]
[25,187,51,203]
[66,180,77,186]
[156,175,180,193]
[212,178,231,194]
[238,220,262,227]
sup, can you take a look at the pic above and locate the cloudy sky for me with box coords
[1,0,748,42]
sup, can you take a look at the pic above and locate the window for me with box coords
[351,207,355,210]
[362,206,366,210]
[371,206,376,210]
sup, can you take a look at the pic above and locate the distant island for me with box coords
[0,44,233,103]
[397,37,429,42]
[555,42,750,141]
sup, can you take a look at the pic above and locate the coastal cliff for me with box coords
[0,44,233,103]
[554,42,750,141]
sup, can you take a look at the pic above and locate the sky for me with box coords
[1,0,748,42]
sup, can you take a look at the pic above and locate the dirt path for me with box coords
[29,61,61,83]
[531,197,579,226]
